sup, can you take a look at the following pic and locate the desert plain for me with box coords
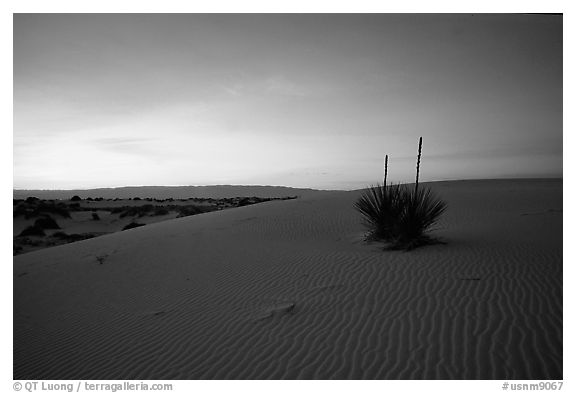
[13,179,562,379]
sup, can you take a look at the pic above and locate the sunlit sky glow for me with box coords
[14,14,562,190]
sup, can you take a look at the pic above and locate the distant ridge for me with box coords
[13,185,335,200]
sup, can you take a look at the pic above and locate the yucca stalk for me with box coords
[415,137,422,195]
[384,154,388,188]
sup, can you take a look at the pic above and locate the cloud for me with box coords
[92,136,156,155]
[219,74,312,98]
[264,76,310,97]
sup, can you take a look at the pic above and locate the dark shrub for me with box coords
[13,205,30,218]
[70,195,82,201]
[67,233,95,241]
[18,225,46,237]
[140,204,154,216]
[122,222,146,231]
[25,197,39,203]
[110,207,125,214]
[176,205,210,217]
[36,202,72,218]
[52,231,69,239]
[34,215,61,229]
[119,204,154,218]
[153,207,170,216]
[238,197,253,207]
[92,212,101,221]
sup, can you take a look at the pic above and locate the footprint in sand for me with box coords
[139,310,168,318]
[252,302,296,321]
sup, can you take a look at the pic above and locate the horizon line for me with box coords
[13,175,563,193]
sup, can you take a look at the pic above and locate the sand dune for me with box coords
[13,179,562,379]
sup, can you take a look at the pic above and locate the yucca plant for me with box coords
[354,137,447,250]
[354,183,404,241]
[389,185,447,250]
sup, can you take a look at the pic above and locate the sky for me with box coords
[13,14,562,190]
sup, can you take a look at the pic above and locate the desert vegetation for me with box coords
[122,222,146,231]
[355,137,447,250]
[13,199,72,219]
[14,195,298,255]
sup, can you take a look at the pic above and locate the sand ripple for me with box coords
[14,179,562,379]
